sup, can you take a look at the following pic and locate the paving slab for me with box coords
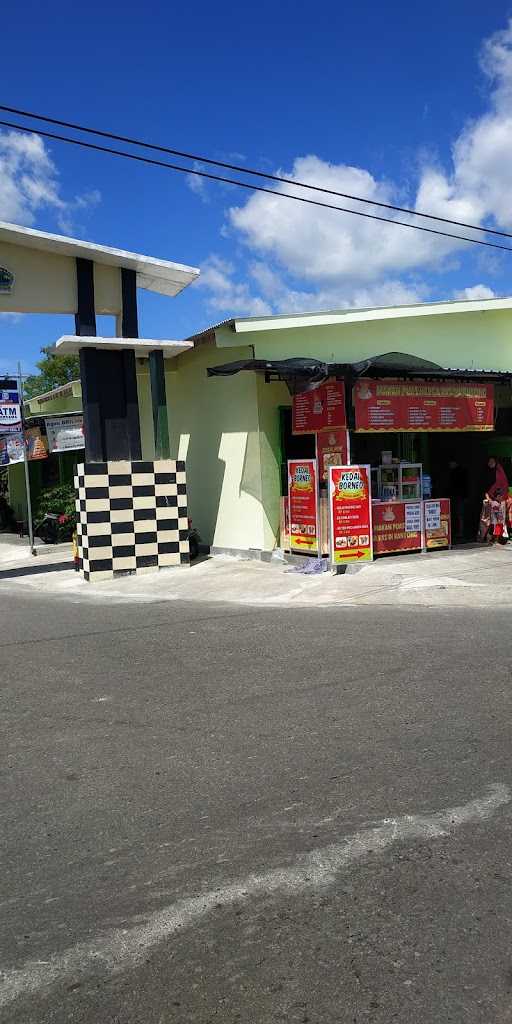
[1,542,511,608]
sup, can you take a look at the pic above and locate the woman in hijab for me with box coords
[478,457,509,543]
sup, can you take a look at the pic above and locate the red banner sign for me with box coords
[316,428,350,482]
[424,498,451,549]
[329,465,373,564]
[288,459,319,554]
[292,379,346,434]
[372,500,422,555]
[354,378,494,432]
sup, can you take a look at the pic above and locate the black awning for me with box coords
[207,351,512,387]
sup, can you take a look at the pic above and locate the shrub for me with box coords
[34,483,77,540]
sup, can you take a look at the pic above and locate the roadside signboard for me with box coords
[0,381,21,433]
[372,500,423,555]
[0,431,24,465]
[353,378,494,432]
[329,464,373,565]
[424,498,451,549]
[288,458,319,554]
[45,415,84,453]
[292,380,346,434]
[316,428,350,482]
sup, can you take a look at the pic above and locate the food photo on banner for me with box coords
[329,464,373,565]
[287,458,319,554]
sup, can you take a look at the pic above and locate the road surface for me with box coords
[2,586,512,1022]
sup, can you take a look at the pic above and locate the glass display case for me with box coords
[375,463,422,501]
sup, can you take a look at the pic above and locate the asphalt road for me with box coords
[2,588,512,1023]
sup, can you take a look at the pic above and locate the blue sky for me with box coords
[1,2,512,373]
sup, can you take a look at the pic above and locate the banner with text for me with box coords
[354,378,494,432]
[288,459,319,554]
[329,464,373,564]
[424,498,451,549]
[292,379,346,434]
[316,428,350,482]
[45,415,84,453]
[372,500,423,555]
[0,381,21,433]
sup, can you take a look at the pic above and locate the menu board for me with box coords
[424,499,451,549]
[372,500,422,555]
[329,465,373,564]
[292,380,346,434]
[354,379,494,432]
[288,459,319,554]
[316,428,350,482]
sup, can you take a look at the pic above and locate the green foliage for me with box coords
[24,346,80,400]
[34,483,77,540]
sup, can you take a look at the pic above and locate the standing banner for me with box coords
[424,498,451,549]
[372,500,423,555]
[45,415,84,453]
[0,381,21,432]
[288,459,319,554]
[353,378,494,432]
[0,431,24,465]
[316,428,350,482]
[329,464,373,565]
[25,427,48,460]
[292,380,346,434]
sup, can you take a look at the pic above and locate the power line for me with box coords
[1,102,511,242]
[1,117,512,254]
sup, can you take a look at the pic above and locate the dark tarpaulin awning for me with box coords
[207,352,512,393]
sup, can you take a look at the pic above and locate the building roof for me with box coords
[0,221,199,297]
[25,379,81,405]
[55,336,193,359]
[189,295,512,340]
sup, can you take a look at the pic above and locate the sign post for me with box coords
[17,363,35,556]
[288,459,320,555]
[329,465,373,568]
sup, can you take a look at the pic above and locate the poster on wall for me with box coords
[329,464,373,565]
[0,431,24,465]
[424,498,451,549]
[288,459,319,554]
[45,415,84,453]
[0,381,21,433]
[292,380,346,434]
[372,500,423,555]
[353,378,494,432]
[25,427,48,460]
[316,428,350,482]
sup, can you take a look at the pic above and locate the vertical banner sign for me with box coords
[329,464,373,565]
[292,380,346,434]
[424,499,451,549]
[288,459,319,554]
[316,428,350,482]
[0,381,21,432]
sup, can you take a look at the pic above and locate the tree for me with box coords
[23,346,80,400]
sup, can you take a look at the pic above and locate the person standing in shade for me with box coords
[478,456,509,544]
[448,459,469,542]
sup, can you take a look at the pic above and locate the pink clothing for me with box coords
[488,464,509,499]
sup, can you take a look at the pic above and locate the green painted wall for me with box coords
[216,308,512,370]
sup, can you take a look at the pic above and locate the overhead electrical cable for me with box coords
[1,103,511,241]
[1,118,512,253]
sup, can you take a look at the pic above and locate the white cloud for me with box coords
[0,129,100,229]
[210,19,512,311]
[197,255,272,316]
[454,284,497,300]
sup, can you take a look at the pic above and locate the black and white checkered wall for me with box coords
[74,460,190,581]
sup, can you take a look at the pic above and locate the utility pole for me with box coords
[17,362,35,556]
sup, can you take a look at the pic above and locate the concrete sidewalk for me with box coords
[0,539,511,608]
